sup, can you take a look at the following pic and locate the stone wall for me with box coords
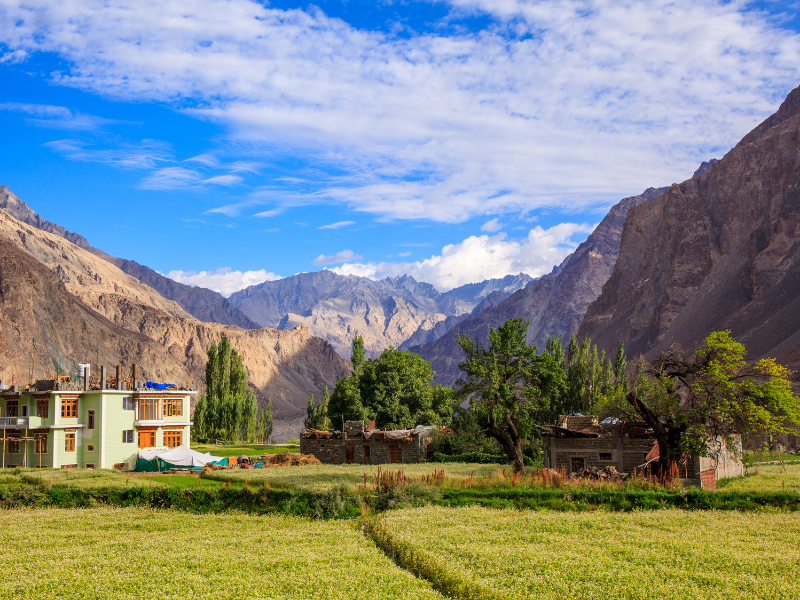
[299,438,345,464]
[557,416,598,430]
[544,436,655,473]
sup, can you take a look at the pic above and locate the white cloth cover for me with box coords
[138,445,222,467]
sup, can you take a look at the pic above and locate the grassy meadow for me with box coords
[372,506,800,600]
[718,462,800,494]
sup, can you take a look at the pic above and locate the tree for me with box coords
[456,318,566,473]
[328,346,457,430]
[191,394,207,442]
[202,337,253,443]
[304,385,332,431]
[256,398,274,444]
[351,335,366,375]
[563,335,616,415]
[597,331,800,474]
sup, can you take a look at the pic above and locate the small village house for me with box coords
[301,421,435,464]
[0,365,194,469]
[542,415,744,490]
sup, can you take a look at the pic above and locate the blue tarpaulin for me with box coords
[145,381,176,390]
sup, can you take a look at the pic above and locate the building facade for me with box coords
[301,421,435,465]
[542,415,744,490]
[0,388,194,469]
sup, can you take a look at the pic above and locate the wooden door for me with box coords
[138,431,156,449]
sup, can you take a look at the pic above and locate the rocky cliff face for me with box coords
[578,84,800,377]
[411,187,668,385]
[0,187,258,330]
[228,270,533,358]
[0,208,351,427]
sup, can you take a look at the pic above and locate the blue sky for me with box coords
[1,0,799,294]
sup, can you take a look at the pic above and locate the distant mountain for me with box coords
[693,159,719,177]
[0,186,257,329]
[579,83,800,380]
[228,271,534,358]
[0,204,351,426]
[410,186,668,385]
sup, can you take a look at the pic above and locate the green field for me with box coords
[372,506,800,600]
[202,462,500,491]
[190,443,300,457]
[718,462,800,494]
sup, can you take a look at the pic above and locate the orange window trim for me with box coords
[65,433,75,453]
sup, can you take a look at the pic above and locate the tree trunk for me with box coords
[626,391,674,475]
[485,415,525,474]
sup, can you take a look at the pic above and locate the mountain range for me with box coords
[2,81,799,438]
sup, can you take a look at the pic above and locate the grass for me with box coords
[202,462,501,492]
[719,462,800,494]
[0,508,443,600]
[7,468,164,489]
[142,475,224,489]
[745,450,800,464]
[190,443,300,457]
[370,506,800,600]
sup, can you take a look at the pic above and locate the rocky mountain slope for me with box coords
[0,186,257,329]
[228,271,533,358]
[0,205,350,428]
[410,187,668,385]
[578,83,800,377]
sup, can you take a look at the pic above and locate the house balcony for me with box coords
[0,417,29,429]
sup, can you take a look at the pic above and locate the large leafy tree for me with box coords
[256,398,273,444]
[304,385,332,431]
[328,339,456,430]
[597,331,800,473]
[456,318,567,473]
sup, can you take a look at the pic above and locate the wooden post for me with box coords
[38,435,42,469]
[1,430,5,469]
[23,428,27,467]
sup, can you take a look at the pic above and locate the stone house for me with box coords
[542,415,744,490]
[301,421,435,465]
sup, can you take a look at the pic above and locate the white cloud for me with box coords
[0,102,119,131]
[333,222,594,290]
[319,221,356,230]
[45,138,173,169]
[312,249,363,265]
[0,102,72,118]
[140,167,201,190]
[200,174,243,186]
[2,0,799,221]
[165,267,280,296]
[253,208,284,218]
[480,218,502,232]
[397,251,412,256]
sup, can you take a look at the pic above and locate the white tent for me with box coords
[138,445,223,467]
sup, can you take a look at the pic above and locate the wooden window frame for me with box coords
[599,452,612,461]
[163,430,182,449]
[64,433,76,453]
[6,400,17,418]
[122,430,134,444]
[137,397,159,421]
[35,435,47,454]
[8,440,20,454]
[61,398,78,419]
[363,445,371,462]
[37,399,49,418]
[87,444,94,452]
[87,410,95,430]
[389,445,402,464]
[85,464,95,470]
[61,464,77,470]
[163,397,183,417]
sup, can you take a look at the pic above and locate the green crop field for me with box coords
[190,443,300,457]
[0,508,443,600]
[5,468,164,489]
[718,462,800,494]
[372,506,800,600]
[203,462,500,491]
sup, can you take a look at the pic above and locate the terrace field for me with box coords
[0,508,443,600]
[372,506,800,600]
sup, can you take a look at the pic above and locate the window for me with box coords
[21,405,27,417]
[87,410,95,430]
[87,444,94,452]
[85,464,95,470]
[64,433,76,453]
[345,445,354,463]
[6,401,17,418]
[122,396,135,411]
[363,445,371,462]
[8,440,20,454]
[61,464,77,470]
[389,445,402,464]
[599,452,613,461]
[137,397,159,421]
[37,399,49,418]
[61,397,78,418]
[163,430,182,449]
[122,430,134,444]
[35,435,47,454]
[164,397,182,417]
